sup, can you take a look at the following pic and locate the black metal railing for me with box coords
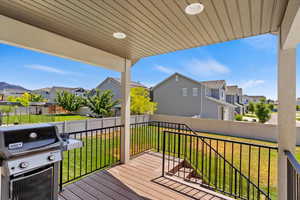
[60,125,123,188]
[59,120,279,200]
[161,128,278,200]
[130,122,157,156]
[285,150,300,200]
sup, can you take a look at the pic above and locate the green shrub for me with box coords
[235,114,243,121]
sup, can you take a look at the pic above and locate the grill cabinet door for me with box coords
[11,167,53,200]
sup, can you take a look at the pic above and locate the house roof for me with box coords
[243,95,266,99]
[226,85,243,95]
[0,1,288,61]
[201,80,226,89]
[152,73,203,91]
[33,87,52,93]
[110,78,147,88]
[206,96,236,108]
[97,77,147,89]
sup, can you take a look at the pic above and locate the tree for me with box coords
[29,93,46,102]
[268,103,274,112]
[255,99,271,123]
[85,89,118,117]
[130,87,157,115]
[297,105,300,111]
[55,91,83,113]
[7,93,31,107]
[248,102,256,113]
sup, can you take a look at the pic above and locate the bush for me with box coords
[255,99,271,123]
[235,114,243,121]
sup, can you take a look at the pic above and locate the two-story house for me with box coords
[226,85,245,115]
[96,77,147,101]
[152,73,235,120]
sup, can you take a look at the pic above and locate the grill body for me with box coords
[0,124,63,200]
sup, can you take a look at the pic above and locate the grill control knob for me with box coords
[19,162,29,169]
[48,155,55,161]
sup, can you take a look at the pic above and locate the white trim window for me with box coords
[192,88,198,96]
[182,88,188,96]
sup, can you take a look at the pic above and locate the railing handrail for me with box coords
[285,150,300,174]
[67,124,124,135]
[163,130,271,199]
[182,123,278,150]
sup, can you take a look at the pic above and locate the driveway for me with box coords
[266,113,300,127]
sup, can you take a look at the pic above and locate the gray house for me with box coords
[226,85,245,115]
[242,95,266,105]
[33,87,86,103]
[152,73,235,120]
[96,77,147,101]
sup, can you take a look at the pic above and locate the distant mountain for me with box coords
[0,82,30,92]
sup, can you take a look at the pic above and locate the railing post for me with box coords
[157,122,160,152]
[59,160,63,192]
[162,130,166,177]
[177,124,181,158]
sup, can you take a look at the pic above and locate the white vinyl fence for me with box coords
[52,115,150,134]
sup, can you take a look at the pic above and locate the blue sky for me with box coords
[0,34,298,99]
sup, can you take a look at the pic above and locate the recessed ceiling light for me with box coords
[113,32,126,39]
[185,3,204,15]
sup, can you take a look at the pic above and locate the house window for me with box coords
[175,75,179,82]
[192,88,198,96]
[182,88,187,96]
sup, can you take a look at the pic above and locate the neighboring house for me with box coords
[33,87,87,103]
[96,77,147,101]
[243,95,266,104]
[201,80,226,101]
[297,98,300,106]
[32,87,51,100]
[152,73,235,120]
[0,88,29,100]
[226,85,245,115]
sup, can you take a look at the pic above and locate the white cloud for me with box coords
[26,64,67,74]
[240,80,265,89]
[184,59,230,77]
[155,65,174,74]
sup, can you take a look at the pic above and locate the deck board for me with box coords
[59,151,230,200]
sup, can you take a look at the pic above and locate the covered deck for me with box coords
[59,151,230,200]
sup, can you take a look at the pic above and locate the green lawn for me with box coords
[1,114,90,125]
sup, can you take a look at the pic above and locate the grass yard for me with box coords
[1,114,90,125]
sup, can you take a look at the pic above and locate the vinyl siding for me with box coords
[153,75,203,117]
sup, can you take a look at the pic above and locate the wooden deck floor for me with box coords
[59,151,232,200]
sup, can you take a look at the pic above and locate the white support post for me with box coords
[277,33,297,200]
[120,59,131,164]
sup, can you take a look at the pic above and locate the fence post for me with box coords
[162,130,166,177]
[157,122,160,152]
[85,119,88,131]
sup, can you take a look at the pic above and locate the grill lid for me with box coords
[0,124,62,160]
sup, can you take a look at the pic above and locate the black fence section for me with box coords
[286,150,300,200]
[161,130,278,200]
[60,125,123,187]
[129,121,189,156]
[59,120,279,200]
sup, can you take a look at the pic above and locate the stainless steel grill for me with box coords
[0,124,82,200]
